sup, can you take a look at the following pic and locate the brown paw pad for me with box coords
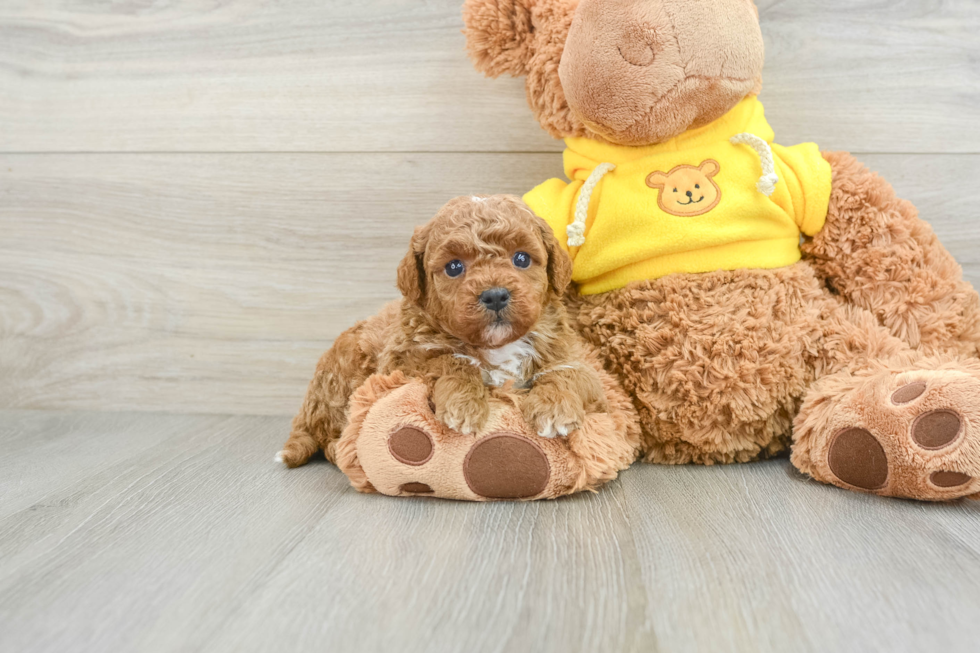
[400,482,434,494]
[911,410,962,450]
[891,381,926,405]
[828,428,888,490]
[388,426,434,466]
[930,471,972,488]
[463,433,550,499]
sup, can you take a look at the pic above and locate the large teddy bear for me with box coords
[462,0,980,501]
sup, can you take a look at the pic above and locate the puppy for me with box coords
[278,195,608,468]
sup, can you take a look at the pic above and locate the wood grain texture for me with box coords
[0,0,977,153]
[1,410,979,653]
[3,3,979,651]
[3,153,979,416]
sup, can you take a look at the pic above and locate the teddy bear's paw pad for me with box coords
[911,409,963,449]
[930,471,972,488]
[891,382,926,405]
[399,482,434,495]
[387,426,434,466]
[463,433,550,499]
[827,428,888,490]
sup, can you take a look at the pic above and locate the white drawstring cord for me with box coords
[730,133,778,196]
[567,162,616,247]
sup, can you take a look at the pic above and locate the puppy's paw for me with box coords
[436,395,490,435]
[276,440,315,468]
[521,388,585,439]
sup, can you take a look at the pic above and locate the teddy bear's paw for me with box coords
[376,426,550,500]
[802,369,980,501]
[346,377,634,501]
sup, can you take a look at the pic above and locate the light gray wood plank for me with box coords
[0,0,550,153]
[1,410,978,653]
[619,461,980,653]
[0,410,228,520]
[0,0,977,153]
[758,0,980,153]
[2,152,979,416]
[0,411,346,653]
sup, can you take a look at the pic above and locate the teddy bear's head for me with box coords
[463,0,765,146]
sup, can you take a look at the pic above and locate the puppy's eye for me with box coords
[512,251,531,269]
[444,260,465,278]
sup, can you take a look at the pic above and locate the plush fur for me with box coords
[332,355,640,500]
[464,0,980,500]
[280,195,639,499]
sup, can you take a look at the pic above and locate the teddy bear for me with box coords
[462,0,980,501]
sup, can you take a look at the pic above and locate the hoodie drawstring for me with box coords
[567,162,616,247]
[730,133,779,196]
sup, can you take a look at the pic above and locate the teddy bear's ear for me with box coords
[462,0,537,77]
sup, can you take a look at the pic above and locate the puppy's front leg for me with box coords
[426,356,491,435]
[522,364,606,438]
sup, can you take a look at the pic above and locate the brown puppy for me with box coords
[278,195,608,468]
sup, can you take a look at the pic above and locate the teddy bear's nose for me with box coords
[618,23,658,67]
[686,190,694,198]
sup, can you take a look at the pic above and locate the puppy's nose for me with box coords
[479,287,511,312]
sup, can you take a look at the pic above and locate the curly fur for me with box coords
[803,151,980,358]
[281,195,613,467]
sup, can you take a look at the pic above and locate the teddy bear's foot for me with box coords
[386,425,551,499]
[792,359,980,501]
[333,373,638,501]
[352,391,557,500]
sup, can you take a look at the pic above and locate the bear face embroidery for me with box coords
[645,160,722,217]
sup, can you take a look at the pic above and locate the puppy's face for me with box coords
[398,196,572,349]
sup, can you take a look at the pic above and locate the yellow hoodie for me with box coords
[523,97,832,295]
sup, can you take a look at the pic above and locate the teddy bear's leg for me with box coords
[802,151,980,358]
[792,300,980,501]
[570,266,840,465]
[337,372,638,500]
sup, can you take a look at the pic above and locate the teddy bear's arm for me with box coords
[801,151,980,357]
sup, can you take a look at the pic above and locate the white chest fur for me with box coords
[480,337,537,387]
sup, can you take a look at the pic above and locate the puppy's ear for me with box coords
[397,225,430,307]
[538,221,573,296]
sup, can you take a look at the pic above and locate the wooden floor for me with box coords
[3,0,980,651]
[1,410,979,653]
